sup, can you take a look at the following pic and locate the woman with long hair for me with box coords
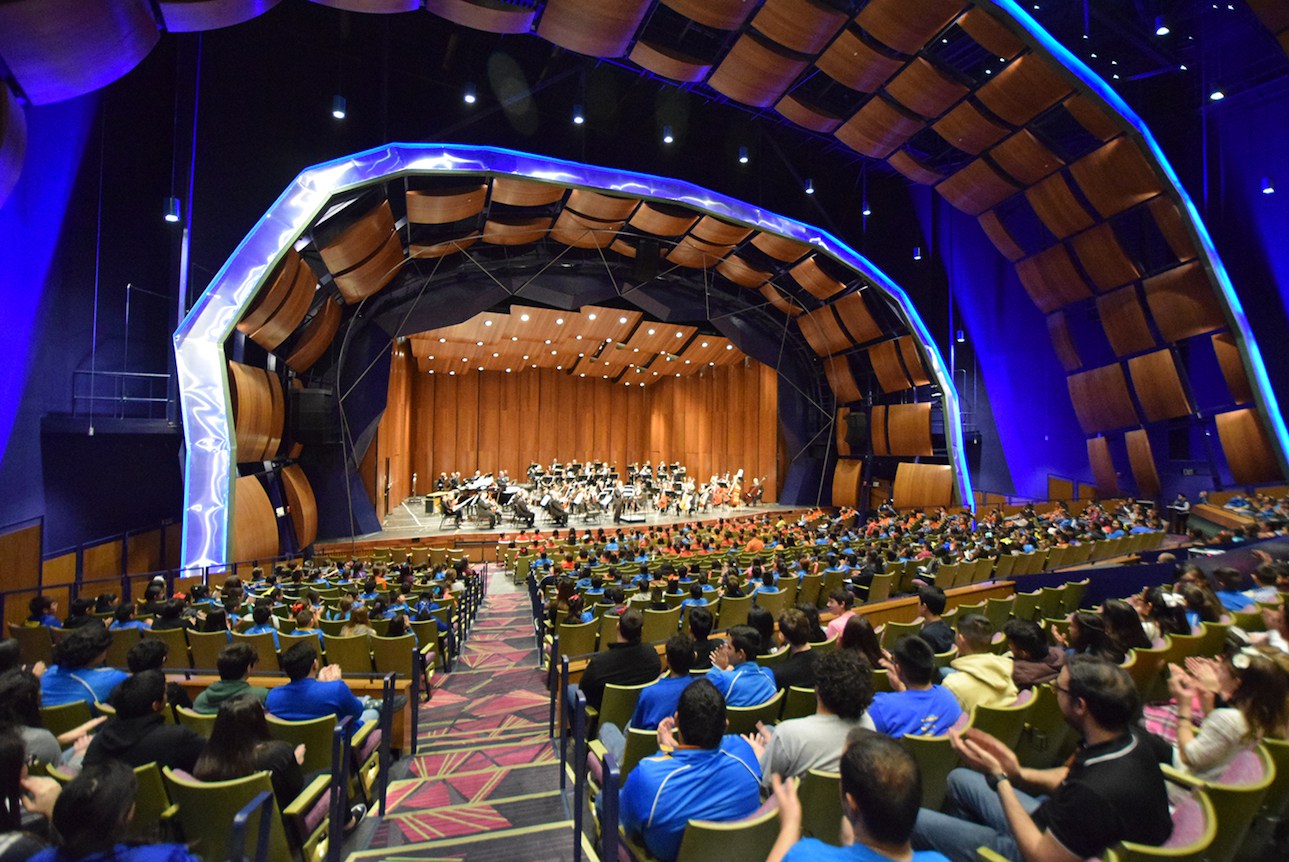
[839,615,886,668]
[0,672,100,769]
[1164,645,1289,781]
[1177,583,1224,630]
[1131,586,1191,641]
[1061,611,1125,664]
[340,607,375,639]
[1101,599,1152,653]
[192,696,303,805]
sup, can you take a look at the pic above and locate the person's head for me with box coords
[387,613,410,638]
[157,599,183,620]
[1213,567,1244,592]
[349,607,370,628]
[0,669,43,727]
[28,595,55,618]
[53,625,112,670]
[1223,645,1289,741]
[1068,611,1117,659]
[1003,618,1048,662]
[1144,586,1190,636]
[207,694,273,752]
[0,725,26,831]
[110,669,166,719]
[839,729,923,850]
[1178,584,1222,624]
[778,609,810,648]
[799,603,824,635]
[113,604,135,624]
[125,637,168,673]
[613,608,643,644]
[0,639,21,675]
[295,607,316,630]
[281,642,318,681]
[689,606,713,640]
[918,585,947,617]
[251,604,271,626]
[1059,655,1139,732]
[747,606,774,653]
[891,635,936,687]
[49,760,138,857]
[665,633,694,676]
[689,583,703,600]
[216,642,259,681]
[840,615,883,664]
[816,650,873,721]
[827,588,854,615]
[1101,599,1150,651]
[67,597,95,620]
[955,614,993,655]
[675,678,726,749]
[726,625,761,665]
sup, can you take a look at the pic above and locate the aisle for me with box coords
[347,577,589,862]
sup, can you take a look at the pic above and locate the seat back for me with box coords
[129,762,173,842]
[993,554,1018,579]
[985,596,1015,631]
[871,667,893,694]
[174,705,218,738]
[1063,578,1090,614]
[186,629,228,671]
[620,726,660,778]
[318,618,346,637]
[371,634,416,680]
[1192,621,1231,658]
[1037,586,1066,620]
[641,606,682,643]
[866,572,893,603]
[1119,786,1216,862]
[676,803,780,862]
[231,630,279,667]
[162,768,291,862]
[797,769,842,845]
[40,700,93,737]
[880,620,923,649]
[1202,745,1276,862]
[598,680,655,732]
[758,647,790,671]
[1014,685,1072,770]
[780,686,817,722]
[554,619,599,658]
[268,713,337,775]
[725,690,785,735]
[1260,736,1289,826]
[142,626,192,669]
[753,589,788,618]
[902,734,958,810]
[797,574,823,608]
[596,614,620,653]
[104,627,141,668]
[1011,591,1042,622]
[321,633,374,675]
[968,698,1033,750]
[717,594,752,630]
[8,623,54,666]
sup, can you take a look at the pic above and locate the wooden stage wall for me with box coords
[374,347,779,520]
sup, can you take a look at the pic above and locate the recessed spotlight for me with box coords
[428,355,435,360]
[805,178,814,195]
[862,201,872,217]
[492,352,499,358]
[164,196,182,223]
[331,95,346,119]
[619,316,627,324]
[663,125,674,144]
[463,83,477,104]
[505,367,512,373]
[449,371,455,376]
[544,339,552,344]
[511,336,518,341]
[913,246,923,261]
[556,318,564,325]
[726,344,733,350]
[484,319,493,326]
[1210,89,1225,101]
[520,313,530,322]
[701,342,708,348]
[572,104,584,125]
[675,331,683,338]
[576,335,583,340]
[738,146,749,164]
[647,328,655,335]
[551,350,557,355]
[1262,177,1276,195]
[439,337,446,343]
[476,341,483,346]
[588,313,597,320]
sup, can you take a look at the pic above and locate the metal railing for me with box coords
[72,369,172,420]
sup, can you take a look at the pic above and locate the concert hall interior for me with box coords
[1,1,1288,569]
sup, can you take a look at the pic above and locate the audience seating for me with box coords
[1114,784,1217,862]
[174,705,217,738]
[796,768,842,845]
[1163,745,1276,862]
[716,594,752,629]
[40,700,93,736]
[552,619,598,660]
[595,613,621,653]
[725,690,784,735]
[187,629,229,669]
[753,589,789,618]
[641,606,682,643]
[967,696,1032,750]
[902,733,959,810]
[1014,685,1072,770]
[595,680,654,734]
[142,627,192,669]
[321,634,374,675]
[105,627,141,667]
[9,623,54,666]
[232,630,279,663]
[672,803,781,862]
[1062,578,1090,614]
[880,619,922,649]
[780,686,816,722]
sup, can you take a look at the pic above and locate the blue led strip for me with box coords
[174,144,976,568]
[991,0,1289,472]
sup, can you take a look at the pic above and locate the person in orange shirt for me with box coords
[745,534,765,553]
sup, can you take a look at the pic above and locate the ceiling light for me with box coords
[1155,16,1169,36]
[428,355,434,360]
[709,362,714,366]
[461,358,468,362]
[544,339,551,344]
[550,350,557,355]
[505,367,512,373]
[619,316,627,324]
[956,330,965,343]
[463,83,477,104]
[556,318,564,325]
[580,373,585,378]
[520,313,530,322]
[587,312,596,320]
[492,352,499,358]
[476,341,483,346]
[647,328,655,335]
[663,125,674,144]
[484,319,493,326]
[576,334,583,340]
[1263,177,1276,195]
[439,337,446,343]
[572,104,585,125]
[726,344,733,350]
[861,201,872,217]
[162,196,183,224]
[331,95,346,119]
[511,336,518,341]
[738,146,749,164]
[1209,89,1225,101]
[701,342,708,348]
[449,371,455,376]
[428,370,434,375]
[913,246,923,261]
[675,331,683,338]
[805,178,814,195]
[477,366,483,371]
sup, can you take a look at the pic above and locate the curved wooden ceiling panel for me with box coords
[975,53,1073,126]
[279,463,318,549]
[229,361,278,463]
[824,355,861,403]
[481,217,550,245]
[816,28,905,93]
[0,85,24,209]
[1143,261,1228,342]
[1014,244,1092,313]
[867,339,913,394]
[406,184,488,224]
[708,33,810,109]
[1046,310,1083,372]
[835,96,924,158]
[1071,223,1139,292]
[774,95,843,134]
[717,255,772,289]
[661,0,753,31]
[933,101,1010,156]
[285,297,343,373]
[888,150,944,185]
[567,188,640,221]
[750,231,810,263]
[1127,349,1191,422]
[232,474,278,563]
[988,129,1064,185]
[1025,172,1095,239]
[956,7,1024,60]
[236,249,310,338]
[897,335,932,386]
[331,229,404,303]
[789,257,846,300]
[885,57,970,120]
[1067,363,1138,434]
[1097,286,1155,358]
[752,0,847,55]
[536,0,651,58]
[550,209,623,248]
[161,0,284,32]
[628,41,711,83]
[409,234,479,258]
[629,202,700,237]
[936,158,1020,216]
[760,283,803,317]
[831,291,882,344]
[1068,137,1164,219]
[691,216,753,246]
[317,200,398,273]
[246,252,316,351]
[856,0,965,56]
[797,307,850,356]
[667,235,732,269]
[490,176,565,206]
[423,0,537,34]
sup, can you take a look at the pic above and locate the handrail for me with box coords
[229,789,275,862]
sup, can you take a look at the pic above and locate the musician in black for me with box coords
[546,492,569,527]
[513,492,536,528]
[612,484,626,525]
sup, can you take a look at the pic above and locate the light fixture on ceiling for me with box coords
[738,146,749,164]
[572,104,585,125]
[1154,16,1169,36]
[483,319,493,326]
[861,200,872,217]
[331,95,347,119]
[1263,177,1276,195]
[913,246,923,261]
[520,313,530,322]
[463,83,477,104]
[587,312,597,320]
[956,330,965,343]
[1209,88,1225,101]
[164,196,181,223]
[805,178,814,195]
[555,318,564,325]
[618,316,627,324]
[663,125,674,144]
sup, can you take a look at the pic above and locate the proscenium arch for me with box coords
[174,144,975,569]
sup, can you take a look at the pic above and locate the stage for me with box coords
[346,495,804,543]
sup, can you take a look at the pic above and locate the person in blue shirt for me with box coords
[598,633,695,764]
[40,625,129,710]
[27,595,62,628]
[292,608,326,645]
[243,605,281,649]
[358,578,381,602]
[754,569,781,595]
[680,583,708,609]
[766,729,949,862]
[266,642,379,734]
[619,678,762,862]
[109,604,151,632]
[1213,567,1256,612]
[706,625,778,707]
[384,594,411,619]
[867,636,962,738]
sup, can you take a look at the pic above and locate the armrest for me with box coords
[284,774,332,817]
[975,848,1011,862]
[350,718,379,751]
[1160,763,1205,789]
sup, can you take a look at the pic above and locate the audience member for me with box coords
[0,670,101,770]
[266,643,380,733]
[688,607,719,671]
[598,634,694,764]
[1212,567,1254,612]
[39,627,127,709]
[82,670,204,772]
[192,643,269,714]
[839,615,885,668]
[125,639,193,710]
[824,590,856,640]
[707,625,777,707]
[27,597,61,629]
[867,637,962,738]
[943,615,1017,714]
[193,696,305,806]
[574,609,661,712]
[772,609,818,691]
[916,586,954,654]
[1002,619,1064,689]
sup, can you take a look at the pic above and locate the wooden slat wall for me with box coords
[1126,429,1161,498]
[886,403,933,456]
[279,465,319,550]
[1087,436,1120,496]
[1047,476,1075,501]
[126,529,163,575]
[1215,408,1284,486]
[892,462,954,509]
[836,407,852,457]
[1211,332,1253,405]
[381,361,778,498]
[375,345,415,522]
[83,540,123,581]
[38,554,75,630]
[0,522,41,630]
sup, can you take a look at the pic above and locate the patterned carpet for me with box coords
[352,587,585,862]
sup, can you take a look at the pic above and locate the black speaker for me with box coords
[289,388,340,445]
[634,238,659,283]
[1168,425,1191,461]
[845,412,869,449]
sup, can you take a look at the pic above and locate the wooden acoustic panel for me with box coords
[774,94,843,133]
[885,57,970,120]
[1048,476,1075,502]
[490,176,565,206]
[1026,172,1095,239]
[707,32,809,108]
[760,283,803,317]
[897,335,931,386]
[789,257,846,300]
[977,211,1026,262]
[237,250,316,351]
[956,7,1024,59]
[932,101,1009,156]
[750,231,810,264]
[835,96,925,159]
[1215,408,1284,486]
[892,462,954,509]
[691,216,753,246]
[279,464,318,549]
[797,307,851,356]
[550,209,623,248]
[536,0,651,57]
[1067,363,1138,434]
[936,157,1020,217]
[1147,196,1199,264]
[816,28,905,93]
[751,0,847,55]
[868,340,912,394]
[1068,137,1163,219]
[331,229,403,303]
[285,297,343,373]
[408,234,478,259]
[629,202,699,237]
[232,474,279,564]
[1046,311,1082,372]
[989,129,1064,185]
[1071,223,1139,292]
[857,0,966,56]
[1211,331,1253,405]
[1015,244,1093,313]
[1062,94,1121,143]
[425,0,538,34]
[482,216,551,245]
[629,40,711,82]
[832,459,864,509]
[1142,261,1227,343]
[661,0,754,30]
[836,407,852,457]
[831,291,882,344]
[1096,286,1155,358]
[1128,349,1192,423]
[566,188,639,221]
[667,235,732,268]
[158,0,284,32]
[888,150,944,185]
[1125,429,1161,498]
[228,361,282,464]
[871,404,890,455]
[887,403,933,456]
[824,355,862,403]
[1087,436,1120,496]
[975,52,1073,126]
[718,255,772,288]
[405,184,487,224]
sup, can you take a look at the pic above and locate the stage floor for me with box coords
[349,496,802,543]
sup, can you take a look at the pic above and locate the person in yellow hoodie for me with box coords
[943,615,1017,714]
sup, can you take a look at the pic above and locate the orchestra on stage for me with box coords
[413,460,766,531]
